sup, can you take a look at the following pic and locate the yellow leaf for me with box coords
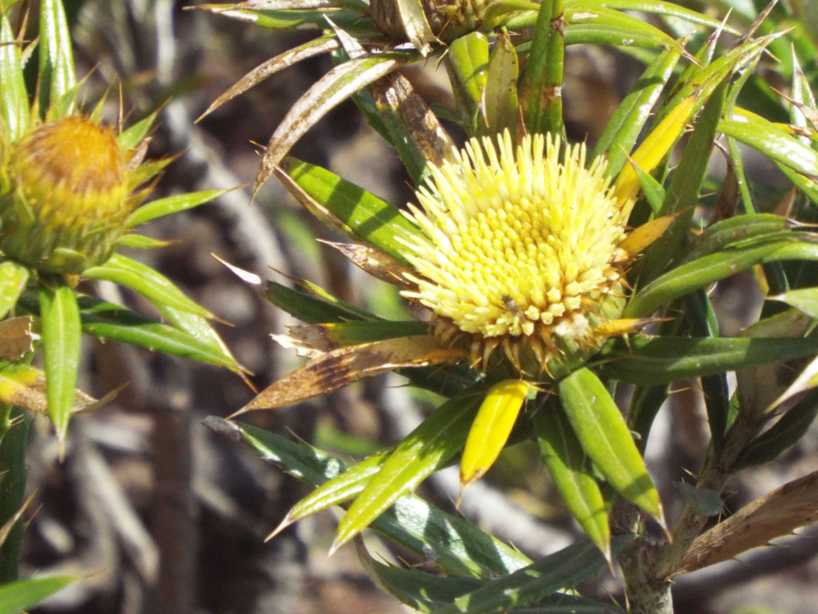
[618,214,677,256]
[614,96,697,203]
[460,380,530,486]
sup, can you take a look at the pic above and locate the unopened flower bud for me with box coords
[0,117,130,274]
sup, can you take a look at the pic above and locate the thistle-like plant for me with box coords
[0,0,240,597]
[207,0,818,612]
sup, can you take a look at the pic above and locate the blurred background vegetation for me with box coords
[12,1,818,612]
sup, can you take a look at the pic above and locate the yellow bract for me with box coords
[400,131,634,375]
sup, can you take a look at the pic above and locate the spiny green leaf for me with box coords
[559,368,663,521]
[78,297,240,371]
[39,284,81,440]
[283,158,422,263]
[265,280,372,323]
[216,418,532,578]
[0,575,76,614]
[0,15,28,142]
[437,539,620,614]
[38,0,76,116]
[117,108,161,150]
[533,409,610,559]
[720,107,818,179]
[602,335,818,385]
[126,188,229,228]
[593,45,682,178]
[482,31,519,137]
[627,236,818,318]
[520,0,564,135]
[332,392,483,552]
[83,254,212,319]
[448,32,489,134]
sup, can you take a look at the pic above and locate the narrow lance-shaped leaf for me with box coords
[0,575,77,614]
[559,368,663,522]
[639,78,729,281]
[281,157,423,263]
[735,390,818,469]
[357,540,620,613]
[197,34,340,122]
[481,31,519,137]
[592,44,682,178]
[533,408,610,559]
[280,320,428,353]
[270,449,390,538]
[38,0,76,115]
[626,238,818,318]
[447,32,489,134]
[77,297,240,371]
[367,71,456,177]
[215,418,533,577]
[235,336,463,415]
[331,392,483,553]
[126,188,231,228]
[83,253,213,319]
[265,279,372,323]
[117,108,161,150]
[0,15,29,142]
[682,213,790,263]
[356,541,482,613]
[563,0,740,34]
[720,107,818,179]
[437,539,619,614]
[39,284,81,440]
[520,0,564,136]
[255,55,404,193]
[510,6,679,52]
[601,335,818,385]
[460,380,529,487]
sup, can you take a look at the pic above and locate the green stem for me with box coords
[0,405,30,581]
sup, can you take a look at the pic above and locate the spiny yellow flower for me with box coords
[400,131,634,377]
[0,116,132,275]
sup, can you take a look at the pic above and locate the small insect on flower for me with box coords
[400,130,639,379]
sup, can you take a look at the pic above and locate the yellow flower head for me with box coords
[0,116,133,275]
[401,131,634,377]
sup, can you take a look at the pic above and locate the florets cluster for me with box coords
[401,131,632,376]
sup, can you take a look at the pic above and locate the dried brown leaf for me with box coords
[197,35,340,122]
[676,470,818,576]
[234,335,462,414]
[369,71,456,167]
[319,240,416,289]
[0,316,34,361]
[0,366,109,416]
[255,56,402,193]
